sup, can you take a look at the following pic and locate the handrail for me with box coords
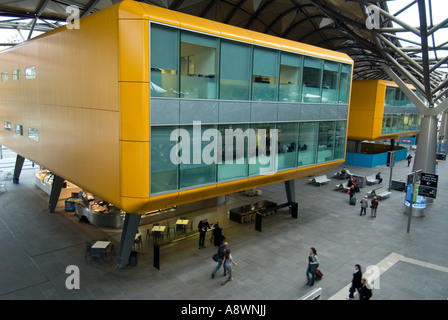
[298,287,322,300]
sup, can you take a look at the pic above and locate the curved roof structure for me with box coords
[0,0,447,104]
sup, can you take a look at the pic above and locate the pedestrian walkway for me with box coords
[0,146,447,300]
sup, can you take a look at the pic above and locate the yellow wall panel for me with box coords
[118,19,149,83]
[120,82,149,142]
[120,141,150,199]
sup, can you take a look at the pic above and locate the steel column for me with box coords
[48,174,65,213]
[413,114,438,174]
[13,154,25,184]
[117,212,142,269]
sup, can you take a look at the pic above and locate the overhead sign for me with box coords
[420,173,438,188]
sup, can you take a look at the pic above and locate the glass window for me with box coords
[150,24,179,98]
[28,127,39,142]
[297,122,318,166]
[333,121,346,160]
[277,122,298,170]
[219,40,251,100]
[150,126,179,194]
[180,31,217,99]
[4,120,11,131]
[248,123,277,175]
[15,124,23,136]
[25,66,36,80]
[12,69,20,81]
[1,72,8,82]
[179,124,217,188]
[322,61,339,104]
[338,64,351,104]
[279,52,302,102]
[252,47,279,101]
[217,124,250,181]
[317,121,335,163]
[302,57,322,103]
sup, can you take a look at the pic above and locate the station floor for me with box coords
[0,147,447,301]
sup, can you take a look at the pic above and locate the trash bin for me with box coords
[129,251,138,267]
[64,198,76,211]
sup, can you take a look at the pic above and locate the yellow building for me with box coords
[0,1,353,217]
[348,80,421,141]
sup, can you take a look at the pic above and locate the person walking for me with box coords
[211,242,228,279]
[211,223,225,247]
[197,218,210,249]
[221,249,237,285]
[370,196,378,218]
[406,154,413,167]
[306,247,319,286]
[347,264,362,300]
[359,278,373,300]
[360,196,368,216]
[348,185,356,203]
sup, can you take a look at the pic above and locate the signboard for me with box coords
[420,173,438,188]
[418,185,437,198]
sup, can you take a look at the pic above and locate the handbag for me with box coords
[212,253,219,262]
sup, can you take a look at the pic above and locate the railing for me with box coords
[298,287,322,300]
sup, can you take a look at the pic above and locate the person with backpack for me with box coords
[406,154,413,167]
[211,242,228,279]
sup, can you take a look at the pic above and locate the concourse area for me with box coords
[0,146,447,300]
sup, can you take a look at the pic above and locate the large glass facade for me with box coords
[149,23,351,195]
[151,121,347,194]
[382,86,422,134]
[149,23,352,103]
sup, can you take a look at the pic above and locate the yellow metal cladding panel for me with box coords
[118,19,149,82]
[120,82,149,142]
[120,141,150,199]
[348,80,382,140]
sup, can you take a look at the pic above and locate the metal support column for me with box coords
[117,212,141,269]
[284,180,298,218]
[48,175,65,213]
[13,154,25,184]
[413,114,438,174]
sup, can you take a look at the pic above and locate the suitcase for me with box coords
[316,268,323,280]
[349,197,357,205]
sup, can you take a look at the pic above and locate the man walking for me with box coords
[211,242,228,279]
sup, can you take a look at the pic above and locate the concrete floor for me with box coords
[0,146,447,301]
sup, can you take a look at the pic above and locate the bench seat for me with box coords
[366,175,379,185]
[366,186,391,199]
[309,175,331,185]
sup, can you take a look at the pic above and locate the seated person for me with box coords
[375,172,383,184]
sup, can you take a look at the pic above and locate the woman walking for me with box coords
[221,249,237,285]
[306,247,319,286]
[370,196,378,218]
[347,264,362,300]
